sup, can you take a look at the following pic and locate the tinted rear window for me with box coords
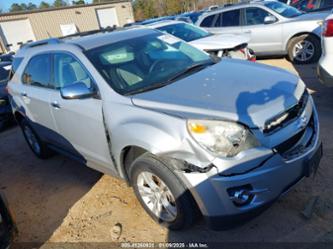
[200,14,216,27]
[0,66,10,83]
[9,57,23,80]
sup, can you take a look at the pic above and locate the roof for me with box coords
[16,28,161,56]
[68,28,160,50]
[0,0,130,17]
[146,20,184,28]
[199,0,268,17]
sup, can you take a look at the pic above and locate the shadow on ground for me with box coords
[0,128,102,243]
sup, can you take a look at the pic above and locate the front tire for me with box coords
[288,34,321,64]
[19,119,53,159]
[128,154,198,230]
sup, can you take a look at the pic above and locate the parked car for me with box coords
[196,0,330,64]
[0,53,14,63]
[146,20,256,60]
[279,0,333,13]
[0,192,16,249]
[175,11,205,24]
[8,28,322,230]
[318,13,333,85]
[0,62,13,131]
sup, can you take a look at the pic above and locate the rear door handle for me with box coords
[51,101,60,109]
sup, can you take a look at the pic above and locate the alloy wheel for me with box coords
[137,171,177,222]
[292,40,315,62]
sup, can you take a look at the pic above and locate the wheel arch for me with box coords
[119,145,150,185]
[285,32,321,51]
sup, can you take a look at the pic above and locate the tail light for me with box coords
[323,19,333,37]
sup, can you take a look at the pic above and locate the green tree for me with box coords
[10,3,24,12]
[72,0,85,4]
[27,2,38,10]
[39,1,51,9]
[53,0,67,7]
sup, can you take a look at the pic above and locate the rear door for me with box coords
[199,9,244,35]
[241,7,283,54]
[48,52,114,170]
[19,54,58,143]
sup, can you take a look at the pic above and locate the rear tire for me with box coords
[287,34,321,64]
[128,153,198,230]
[19,119,53,159]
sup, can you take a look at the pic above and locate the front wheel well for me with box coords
[121,146,148,185]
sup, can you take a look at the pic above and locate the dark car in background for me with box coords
[280,0,333,12]
[0,192,16,249]
[0,61,13,131]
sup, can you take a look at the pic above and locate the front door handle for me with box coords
[51,101,60,109]
[20,92,27,97]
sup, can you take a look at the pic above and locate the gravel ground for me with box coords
[0,59,333,246]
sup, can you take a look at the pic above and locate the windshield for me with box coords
[157,23,212,42]
[85,32,213,95]
[264,1,303,18]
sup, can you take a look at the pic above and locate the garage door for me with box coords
[96,8,120,29]
[0,19,36,52]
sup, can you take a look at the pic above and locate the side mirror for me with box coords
[264,15,277,24]
[60,82,97,100]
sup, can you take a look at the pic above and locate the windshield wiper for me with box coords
[168,61,214,82]
[125,61,214,96]
[125,81,174,96]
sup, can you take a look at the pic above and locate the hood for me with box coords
[290,11,331,22]
[131,60,302,129]
[189,33,250,51]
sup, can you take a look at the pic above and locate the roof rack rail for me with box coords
[21,38,62,49]
[59,26,118,40]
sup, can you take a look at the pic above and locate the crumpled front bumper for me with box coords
[175,107,322,230]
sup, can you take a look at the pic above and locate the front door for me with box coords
[49,52,114,171]
[241,7,283,54]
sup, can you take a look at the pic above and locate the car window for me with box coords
[22,54,51,88]
[157,23,211,42]
[9,57,23,80]
[245,7,272,25]
[85,33,212,95]
[53,53,93,89]
[265,1,302,17]
[200,14,216,27]
[321,0,333,8]
[221,9,241,27]
[0,66,10,84]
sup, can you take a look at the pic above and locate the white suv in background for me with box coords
[318,13,333,86]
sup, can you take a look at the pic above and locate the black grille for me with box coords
[264,90,309,135]
[274,114,315,156]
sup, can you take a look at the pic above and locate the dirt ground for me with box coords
[1,59,333,247]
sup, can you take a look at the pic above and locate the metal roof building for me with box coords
[0,1,134,53]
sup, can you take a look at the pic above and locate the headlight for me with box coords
[187,120,260,157]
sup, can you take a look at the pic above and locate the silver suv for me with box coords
[196,0,330,64]
[8,28,322,230]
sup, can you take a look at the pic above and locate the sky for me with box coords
[0,0,93,11]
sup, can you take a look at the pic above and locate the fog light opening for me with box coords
[228,185,254,207]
